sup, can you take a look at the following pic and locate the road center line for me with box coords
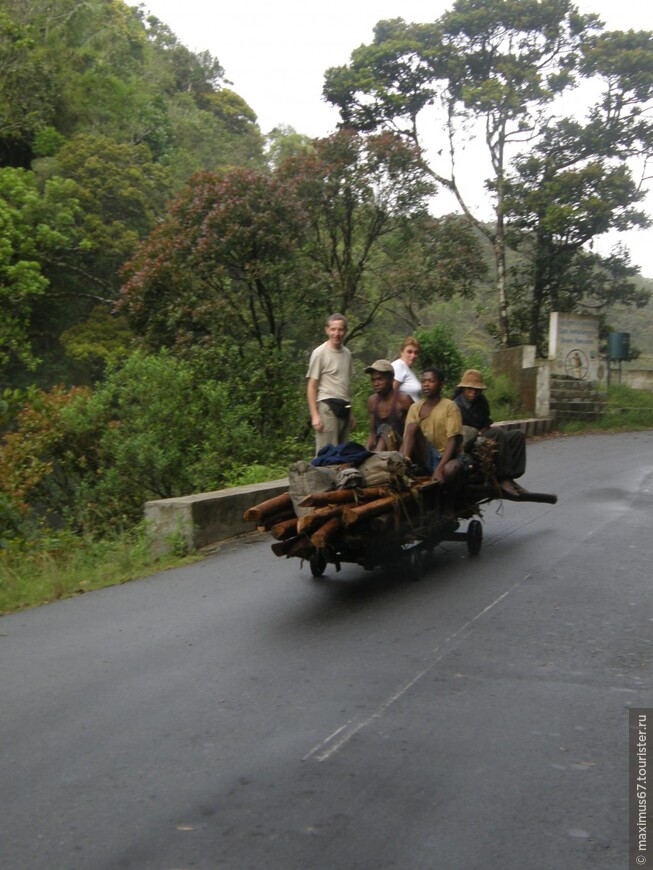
[303,578,528,762]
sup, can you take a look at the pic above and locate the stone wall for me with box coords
[492,346,550,417]
[620,369,653,391]
[145,478,288,557]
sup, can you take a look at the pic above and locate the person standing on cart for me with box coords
[453,369,527,497]
[401,367,465,486]
[306,313,354,455]
[365,359,413,451]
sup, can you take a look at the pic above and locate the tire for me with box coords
[467,519,483,556]
[309,549,327,577]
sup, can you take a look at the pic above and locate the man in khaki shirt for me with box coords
[401,367,465,485]
[306,313,353,454]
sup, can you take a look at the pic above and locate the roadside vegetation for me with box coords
[0,525,203,614]
[558,384,653,434]
[2,1,653,613]
[3,373,651,616]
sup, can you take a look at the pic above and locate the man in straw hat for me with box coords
[453,369,527,497]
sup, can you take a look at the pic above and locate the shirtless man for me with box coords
[365,359,413,451]
[401,366,465,485]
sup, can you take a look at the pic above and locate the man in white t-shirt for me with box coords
[306,313,353,453]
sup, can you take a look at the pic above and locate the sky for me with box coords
[131,0,653,277]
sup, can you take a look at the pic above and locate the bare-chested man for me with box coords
[365,359,413,451]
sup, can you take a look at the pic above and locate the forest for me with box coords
[1,0,653,560]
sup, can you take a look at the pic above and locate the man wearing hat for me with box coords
[365,359,413,451]
[453,369,527,496]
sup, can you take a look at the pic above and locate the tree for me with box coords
[0,167,81,374]
[278,129,485,342]
[0,9,56,167]
[119,167,322,352]
[323,1,650,348]
[120,131,486,356]
[502,28,653,349]
[265,125,314,168]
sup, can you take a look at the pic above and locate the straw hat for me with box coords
[457,369,487,390]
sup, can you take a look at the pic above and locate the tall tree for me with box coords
[323,1,612,346]
[278,129,441,341]
[119,131,485,353]
[501,25,653,348]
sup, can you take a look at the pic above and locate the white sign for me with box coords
[549,312,599,381]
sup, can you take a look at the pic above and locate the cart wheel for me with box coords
[467,519,483,556]
[408,546,430,580]
[309,549,327,577]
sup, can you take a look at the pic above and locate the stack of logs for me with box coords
[243,481,432,561]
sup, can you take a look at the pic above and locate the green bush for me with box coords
[484,373,522,420]
[0,346,312,538]
[414,324,465,390]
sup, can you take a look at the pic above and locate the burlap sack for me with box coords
[288,461,339,516]
[358,451,412,487]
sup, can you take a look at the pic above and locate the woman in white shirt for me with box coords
[392,336,421,403]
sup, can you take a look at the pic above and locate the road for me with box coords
[1,432,652,870]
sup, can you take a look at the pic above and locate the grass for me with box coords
[0,524,202,615]
[557,383,653,434]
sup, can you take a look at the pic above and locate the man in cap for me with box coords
[453,369,527,496]
[365,359,413,451]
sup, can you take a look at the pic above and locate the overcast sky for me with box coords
[131,0,653,276]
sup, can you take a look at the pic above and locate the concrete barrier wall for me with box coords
[145,478,288,557]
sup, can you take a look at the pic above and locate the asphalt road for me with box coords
[1,432,652,870]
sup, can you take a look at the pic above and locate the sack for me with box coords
[288,461,339,516]
[358,451,412,488]
[335,466,365,489]
[322,397,351,419]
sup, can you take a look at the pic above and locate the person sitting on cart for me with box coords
[401,366,465,486]
[453,369,527,497]
[365,359,414,452]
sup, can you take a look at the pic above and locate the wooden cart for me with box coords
[244,473,557,580]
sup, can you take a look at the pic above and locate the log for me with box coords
[500,490,558,505]
[269,517,299,540]
[297,504,346,535]
[271,537,300,556]
[243,491,293,523]
[342,491,415,526]
[286,537,313,559]
[310,516,342,549]
[298,486,392,507]
[256,508,297,532]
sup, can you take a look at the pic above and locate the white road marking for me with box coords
[303,578,528,762]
